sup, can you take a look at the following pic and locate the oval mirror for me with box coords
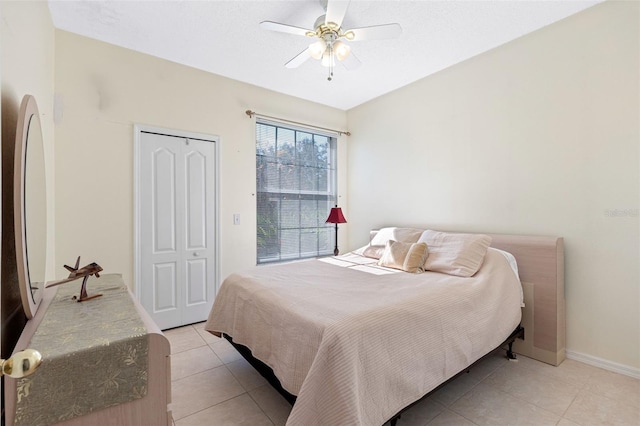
[14,95,47,319]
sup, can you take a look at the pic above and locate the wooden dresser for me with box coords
[5,274,172,426]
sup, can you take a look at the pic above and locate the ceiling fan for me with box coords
[260,0,402,81]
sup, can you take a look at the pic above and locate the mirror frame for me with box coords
[14,95,46,319]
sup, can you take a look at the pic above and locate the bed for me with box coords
[205,229,565,426]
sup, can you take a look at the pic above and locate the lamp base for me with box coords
[333,247,339,256]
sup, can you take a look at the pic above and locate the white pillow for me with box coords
[363,227,424,260]
[418,230,492,277]
[362,245,387,259]
[369,227,424,246]
[489,248,524,307]
[377,241,428,273]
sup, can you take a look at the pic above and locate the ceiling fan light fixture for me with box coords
[321,51,335,67]
[333,41,351,61]
[308,39,327,60]
[259,0,402,79]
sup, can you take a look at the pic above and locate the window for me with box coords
[256,121,337,264]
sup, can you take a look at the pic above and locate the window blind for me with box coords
[256,121,337,264]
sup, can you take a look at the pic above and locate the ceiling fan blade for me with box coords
[285,49,312,69]
[260,21,313,37]
[340,51,361,70]
[346,23,402,41]
[325,0,350,28]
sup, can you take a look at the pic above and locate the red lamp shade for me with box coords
[326,206,347,224]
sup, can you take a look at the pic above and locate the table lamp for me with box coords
[325,205,347,256]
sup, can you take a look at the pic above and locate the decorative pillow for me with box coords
[362,227,424,259]
[418,230,492,277]
[377,240,428,273]
[362,245,386,259]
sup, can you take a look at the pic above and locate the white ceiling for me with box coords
[48,0,602,110]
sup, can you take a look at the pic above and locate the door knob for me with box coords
[193,252,199,257]
[1,349,42,378]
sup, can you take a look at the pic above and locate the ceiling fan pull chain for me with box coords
[328,43,334,81]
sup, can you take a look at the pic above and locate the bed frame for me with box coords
[225,232,565,424]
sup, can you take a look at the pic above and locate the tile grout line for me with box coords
[171,361,227,384]
[247,388,278,426]
[443,360,507,424]
[479,380,563,421]
[558,385,583,422]
[428,407,481,426]
[427,355,508,410]
[172,391,254,424]
[170,354,250,423]
[460,357,508,425]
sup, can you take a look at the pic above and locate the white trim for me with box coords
[133,125,141,300]
[256,117,338,138]
[133,124,221,301]
[566,350,640,379]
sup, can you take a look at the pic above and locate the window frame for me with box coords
[256,119,338,264]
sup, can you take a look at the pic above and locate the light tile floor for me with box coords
[166,323,640,426]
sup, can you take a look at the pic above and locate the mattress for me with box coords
[206,248,522,425]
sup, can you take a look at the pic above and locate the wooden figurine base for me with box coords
[72,275,102,302]
[73,294,103,303]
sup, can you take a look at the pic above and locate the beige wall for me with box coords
[0,0,55,354]
[346,1,639,370]
[53,30,348,290]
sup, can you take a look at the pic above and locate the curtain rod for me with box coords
[245,110,351,137]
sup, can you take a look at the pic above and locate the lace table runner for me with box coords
[15,274,149,426]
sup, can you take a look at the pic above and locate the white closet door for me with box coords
[139,131,216,329]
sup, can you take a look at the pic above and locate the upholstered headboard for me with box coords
[488,234,565,366]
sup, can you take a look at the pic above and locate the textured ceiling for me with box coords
[48,0,602,110]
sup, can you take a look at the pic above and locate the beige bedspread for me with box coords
[205,249,522,426]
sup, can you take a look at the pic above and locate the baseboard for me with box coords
[566,350,640,379]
